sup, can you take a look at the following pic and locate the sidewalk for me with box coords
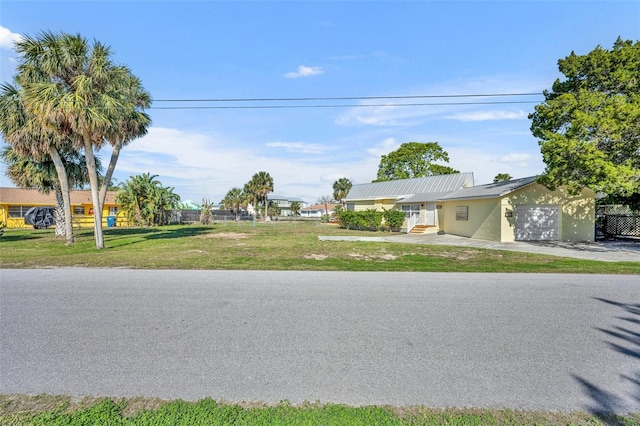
[320,234,640,262]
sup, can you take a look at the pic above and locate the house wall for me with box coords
[1,203,127,228]
[440,183,595,242]
[440,198,502,241]
[502,184,594,242]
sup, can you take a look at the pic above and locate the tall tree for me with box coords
[493,173,512,183]
[332,177,352,207]
[529,38,640,199]
[290,201,301,216]
[2,146,100,239]
[248,171,274,220]
[221,187,246,220]
[14,31,150,249]
[375,142,459,182]
[0,82,75,245]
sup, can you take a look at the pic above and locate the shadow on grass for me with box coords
[103,225,214,247]
[573,298,640,424]
[0,234,41,242]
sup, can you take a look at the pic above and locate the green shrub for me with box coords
[337,209,383,231]
[383,209,405,230]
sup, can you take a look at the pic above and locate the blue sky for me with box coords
[1,1,638,205]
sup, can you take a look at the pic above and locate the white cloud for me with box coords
[265,141,334,154]
[446,110,528,122]
[111,127,380,203]
[0,26,22,49]
[365,138,400,157]
[284,65,324,78]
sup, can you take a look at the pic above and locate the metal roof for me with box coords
[437,176,538,201]
[344,173,474,201]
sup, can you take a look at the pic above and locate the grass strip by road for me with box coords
[1,222,638,273]
[1,395,638,426]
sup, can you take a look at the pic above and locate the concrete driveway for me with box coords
[321,234,640,262]
[388,234,640,262]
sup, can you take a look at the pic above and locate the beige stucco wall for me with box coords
[440,183,595,242]
[440,198,502,241]
[350,199,397,212]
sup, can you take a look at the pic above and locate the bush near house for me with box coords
[338,209,384,231]
[382,209,406,230]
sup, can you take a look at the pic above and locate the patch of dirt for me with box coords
[186,250,207,254]
[196,232,249,240]
[348,252,398,261]
[305,254,328,260]
[436,250,480,261]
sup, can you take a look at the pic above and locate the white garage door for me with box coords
[515,205,559,241]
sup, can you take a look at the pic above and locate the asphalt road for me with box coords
[1,269,638,414]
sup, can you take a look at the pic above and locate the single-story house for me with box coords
[300,203,339,218]
[0,187,125,228]
[343,173,475,232]
[437,176,595,242]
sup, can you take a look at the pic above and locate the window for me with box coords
[455,206,469,221]
[8,205,34,218]
[346,203,355,211]
[108,206,118,215]
[401,204,420,219]
[73,206,85,215]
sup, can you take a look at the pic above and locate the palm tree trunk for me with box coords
[83,134,104,249]
[264,196,268,222]
[53,187,65,238]
[48,146,74,244]
[98,140,122,210]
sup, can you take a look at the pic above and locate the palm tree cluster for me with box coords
[220,171,274,220]
[115,173,180,227]
[0,31,151,248]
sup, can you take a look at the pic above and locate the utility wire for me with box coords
[151,100,540,110]
[153,92,542,103]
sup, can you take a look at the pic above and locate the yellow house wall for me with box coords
[1,203,128,229]
[440,198,502,241]
[351,199,396,212]
[440,183,595,242]
[502,184,594,242]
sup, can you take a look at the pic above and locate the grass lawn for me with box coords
[0,221,638,273]
[1,395,638,426]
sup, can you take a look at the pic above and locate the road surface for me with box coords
[1,269,638,413]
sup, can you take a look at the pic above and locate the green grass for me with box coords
[1,395,638,426]
[1,221,638,273]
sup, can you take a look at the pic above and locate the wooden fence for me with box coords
[595,205,640,239]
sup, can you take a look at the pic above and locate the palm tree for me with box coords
[221,187,246,220]
[116,173,179,226]
[2,146,100,239]
[15,31,150,249]
[290,201,301,216]
[0,82,76,245]
[332,177,353,208]
[249,171,274,221]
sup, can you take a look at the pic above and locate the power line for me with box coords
[153,92,542,103]
[151,100,540,110]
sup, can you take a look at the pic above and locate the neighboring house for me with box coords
[0,187,125,228]
[343,173,475,232]
[269,195,307,216]
[300,203,339,218]
[437,176,595,242]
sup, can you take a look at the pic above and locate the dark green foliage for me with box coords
[383,209,406,230]
[375,142,458,182]
[338,209,384,231]
[530,38,640,198]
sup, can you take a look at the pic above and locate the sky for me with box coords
[1,1,639,205]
